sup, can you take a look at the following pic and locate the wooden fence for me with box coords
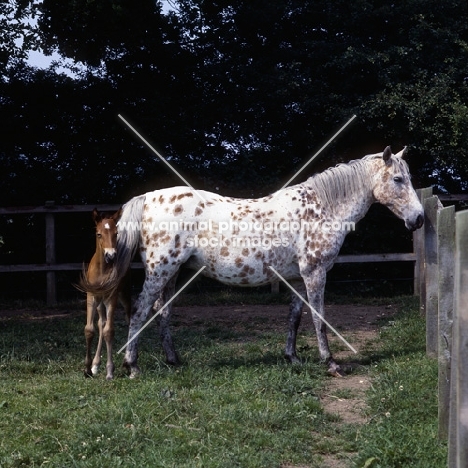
[417,189,468,467]
[0,200,424,305]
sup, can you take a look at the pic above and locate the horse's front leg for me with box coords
[119,272,132,325]
[123,275,160,378]
[302,266,344,376]
[103,295,118,380]
[285,280,305,364]
[84,293,98,377]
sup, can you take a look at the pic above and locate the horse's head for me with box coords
[371,146,424,231]
[92,208,122,263]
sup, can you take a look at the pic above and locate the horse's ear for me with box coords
[112,207,123,221]
[395,146,408,159]
[92,208,100,222]
[382,146,392,163]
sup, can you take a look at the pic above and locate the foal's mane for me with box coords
[305,153,408,212]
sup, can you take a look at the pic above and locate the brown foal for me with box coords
[80,208,131,379]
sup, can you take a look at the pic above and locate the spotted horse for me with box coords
[85,146,424,378]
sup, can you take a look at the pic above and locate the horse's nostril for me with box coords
[417,213,424,228]
[105,252,116,263]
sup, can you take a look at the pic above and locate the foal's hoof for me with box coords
[84,370,93,378]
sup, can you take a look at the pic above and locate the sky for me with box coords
[26,1,176,71]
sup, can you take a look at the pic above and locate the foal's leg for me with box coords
[301,266,343,376]
[102,294,118,380]
[285,280,305,364]
[84,293,98,377]
[123,274,164,378]
[91,302,106,375]
[156,273,179,365]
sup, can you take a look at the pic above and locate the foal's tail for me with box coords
[80,194,146,296]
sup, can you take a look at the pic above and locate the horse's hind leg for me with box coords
[156,273,179,365]
[285,280,305,364]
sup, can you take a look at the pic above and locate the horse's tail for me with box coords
[80,194,146,296]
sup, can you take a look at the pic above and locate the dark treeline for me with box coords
[1,0,467,297]
[2,0,468,204]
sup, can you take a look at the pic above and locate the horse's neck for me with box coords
[333,188,374,224]
[306,161,375,223]
[92,242,110,277]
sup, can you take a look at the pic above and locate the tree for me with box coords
[0,0,40,70]
[2,0,468,207]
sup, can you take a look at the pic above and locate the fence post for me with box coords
[437,205,455,440]
[424,195,440,357]
[448,210,468,467]
[45,201,57,306]
[414,187,433,298]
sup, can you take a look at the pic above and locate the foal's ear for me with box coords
[382,146,392,164]
[92,208,101,223]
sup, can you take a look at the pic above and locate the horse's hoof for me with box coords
[91,365,99,376]
[328,366,346,377]
[123,360,141,379]
[166,356,181,366]
[285,354,302,365]
[129,369,141,379]
[84,370,93,378]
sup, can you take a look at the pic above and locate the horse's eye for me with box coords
[393,176,403,183]
[96,233,102,238]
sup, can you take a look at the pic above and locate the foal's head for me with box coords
[92,208,122,263]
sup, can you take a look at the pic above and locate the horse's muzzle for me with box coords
[408,213,424,231]
[104,249,116,263]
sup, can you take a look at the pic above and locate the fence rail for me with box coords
[0,199,426,305]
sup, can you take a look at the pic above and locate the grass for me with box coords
[0,302,331,467]
[0,294,447,467]
[354,299,447,468]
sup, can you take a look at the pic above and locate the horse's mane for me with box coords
[305,153,409,212]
